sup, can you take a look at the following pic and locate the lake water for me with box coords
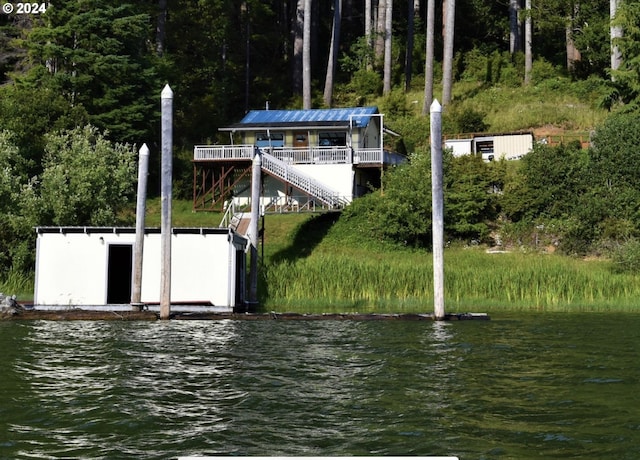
[1,313,639,459]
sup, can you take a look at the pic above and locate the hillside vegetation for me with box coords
[2,1,639,309]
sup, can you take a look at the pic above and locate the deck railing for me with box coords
[193,144,403,166]
[194,144,254,160]
[271,146,350,164]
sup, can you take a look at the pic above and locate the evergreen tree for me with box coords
[21,3,159,143]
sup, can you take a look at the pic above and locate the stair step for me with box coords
[235,218,251,236]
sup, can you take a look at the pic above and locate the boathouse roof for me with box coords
[35,226,231,235]
[220,107,379,131]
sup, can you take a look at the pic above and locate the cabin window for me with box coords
[255,132,284,148]
[318,132,346,147]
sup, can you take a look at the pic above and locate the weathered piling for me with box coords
[430,99,445,320]
[247,149,262,311]
[160,84,173,320]
[131,143,149,310]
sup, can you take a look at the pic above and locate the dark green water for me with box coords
[1,313,639,459]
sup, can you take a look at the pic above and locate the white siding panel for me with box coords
[493,134,533,160]
[445,139,473,157]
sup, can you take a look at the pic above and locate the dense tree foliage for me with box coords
[2,0,640,277]
[0,126,137,276]
[340,149,498,248]
[0,0,625,148]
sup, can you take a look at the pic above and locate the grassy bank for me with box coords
[260,212,640,314]
[0,269,34,301]
[5,201,639,313]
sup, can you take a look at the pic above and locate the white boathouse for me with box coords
[33,227,247,311]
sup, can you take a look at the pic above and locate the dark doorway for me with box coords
[107,244,133,304]
[235,249,245,307]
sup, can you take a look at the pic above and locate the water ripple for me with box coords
[1,315,640,458]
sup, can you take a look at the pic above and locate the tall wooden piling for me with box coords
[248,150,261,311]
[430,99,445,320]
[131,143,149,310]
[160,84,173,320]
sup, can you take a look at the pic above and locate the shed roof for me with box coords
[220,107,379,131]
[35,227,235,236]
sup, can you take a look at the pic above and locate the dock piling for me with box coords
[160,84,173,320]
[430,99,445,320]
[131,143,149,310]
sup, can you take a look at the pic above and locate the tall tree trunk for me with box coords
[156,0,168,57]
[383,0,393,94]
[524,0,532,85]
[323,0,342,107]
[365,0,372,69]
[442,0,456,106]
[293,0,304,95]
[375,0,387,67]
[509,0,521,55]
[303,0,312,109]
[610,0,622,77]
[566,5,581,73]
[422,0,435,114]
[243,1,251,112]
[405,0,418,91]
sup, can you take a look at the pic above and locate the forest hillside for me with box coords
[2,0,640,283]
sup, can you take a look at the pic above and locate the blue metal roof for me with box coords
[231,106,379,129]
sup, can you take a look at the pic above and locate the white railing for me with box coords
[353,148,382,164]
[260,152,348,209]
[262,195,347,213]
[193,144,400,166]
[194,144,254,160]
[271,146,350,164]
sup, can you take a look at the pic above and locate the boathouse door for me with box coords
[107,244,133,304]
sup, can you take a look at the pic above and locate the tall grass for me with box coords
[261,247,640,313]
[0,269,34,300]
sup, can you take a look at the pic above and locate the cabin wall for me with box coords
[230,163,355,206]
[242,128,373,149]
[361,118,380,149]
[293,164,354,201]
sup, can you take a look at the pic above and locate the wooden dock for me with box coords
[2,309,489,321]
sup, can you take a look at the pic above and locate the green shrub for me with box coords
[531,58,562,83]
[611,239,640,274]
[446,104,488,133]
[347,69,382,98]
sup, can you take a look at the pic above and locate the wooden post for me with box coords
[248,149,261,311]
[160,84,173,320]
[131,143,149,310]
[430,99,445,320]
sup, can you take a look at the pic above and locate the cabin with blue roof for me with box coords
[192,106,405,217]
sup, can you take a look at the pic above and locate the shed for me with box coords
[444,138,473,157]
[33,227,247,311]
